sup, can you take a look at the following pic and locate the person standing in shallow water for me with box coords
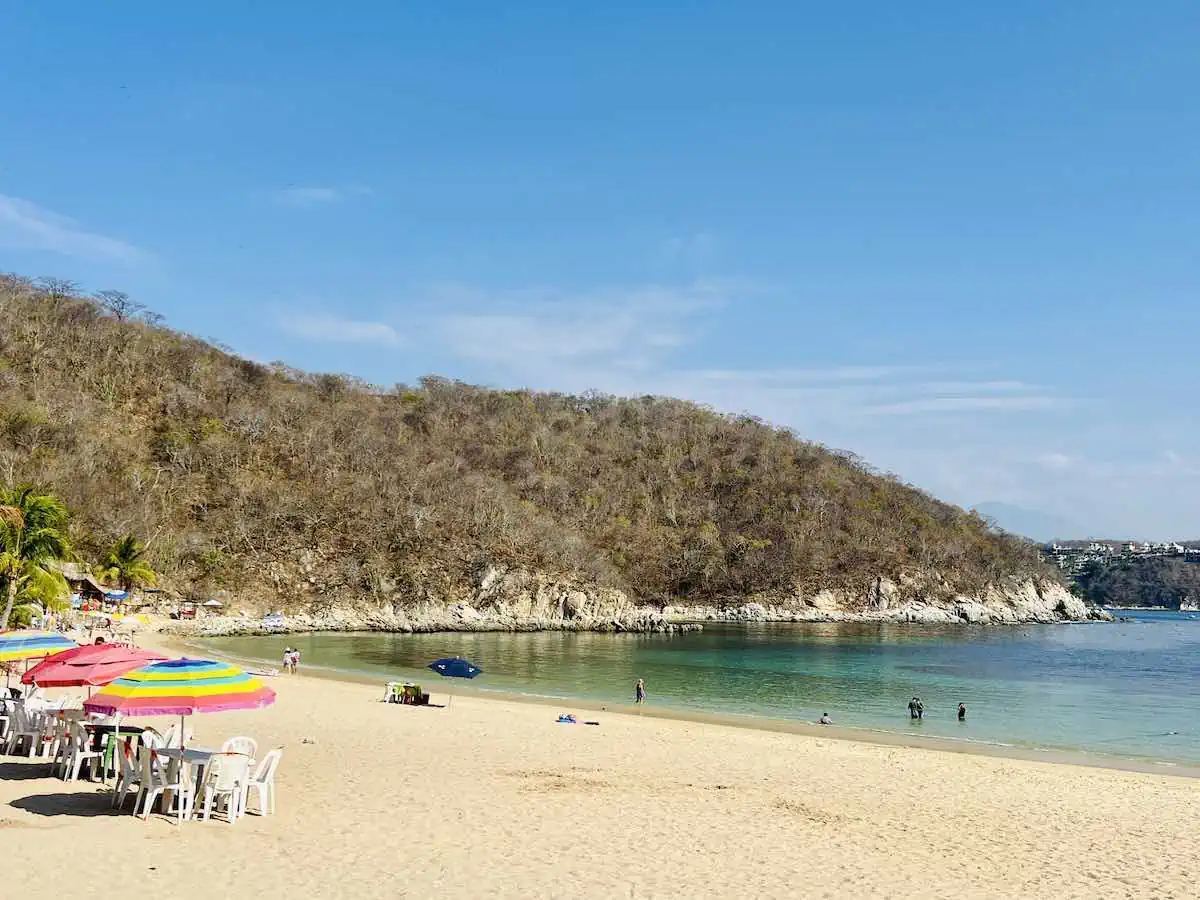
[635,678,646,704]
[908,697,919,719]
[958,703,967,722]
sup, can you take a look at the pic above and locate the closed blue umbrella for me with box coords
[428,657,482,679]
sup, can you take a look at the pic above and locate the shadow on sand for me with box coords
[10,790,117,818]
[0,762,56,781]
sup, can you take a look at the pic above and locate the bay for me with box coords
[199,609,1200,764]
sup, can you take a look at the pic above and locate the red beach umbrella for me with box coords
[22,643,169,689]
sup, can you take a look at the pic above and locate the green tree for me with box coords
[96,533,158,594]
[0,486,71,629]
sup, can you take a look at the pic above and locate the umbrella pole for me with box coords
[108,711,121,785]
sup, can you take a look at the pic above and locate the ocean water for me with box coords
[200,609,1200,764]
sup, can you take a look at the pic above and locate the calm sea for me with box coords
[200,609,1200,764]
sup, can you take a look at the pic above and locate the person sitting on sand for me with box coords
[635,678,646,704]
[818,712,832,725]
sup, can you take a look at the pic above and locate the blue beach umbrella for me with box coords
[428,657,482,679]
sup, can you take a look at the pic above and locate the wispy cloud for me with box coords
[432,282,725,372]
[271,186,372,208]
[418,285,1076,525]
[865,395,1061,416]
[690,365,925,384]
[661,231,718,266]
[278,311,403,347]
[420,281,1065,426]
[0,195,144,263]
[1035,452,1074,470]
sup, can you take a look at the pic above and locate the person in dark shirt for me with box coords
[958,703,967,721]
[908,697,919,719]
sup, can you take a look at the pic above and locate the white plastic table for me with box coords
[155,747,216,813]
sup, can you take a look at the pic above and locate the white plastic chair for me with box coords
[38,712,66,759]
[242,748,282,816]
[220,736,258,761]
[4,705,40,756]
[51,717,76,775]
[111,739,142,811]
[136,748,194,824]
[196,752,251,824]
[158,723,178,749]
[62,721,104,783]
[8,707,55,758]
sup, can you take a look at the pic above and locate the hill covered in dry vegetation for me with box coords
[0,273,1062,619]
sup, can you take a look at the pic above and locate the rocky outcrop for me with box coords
[169,565,704,637]
[663,576,1111,625]
[162,566,1108,638]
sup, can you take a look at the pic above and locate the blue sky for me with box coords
[1,2,1198,537]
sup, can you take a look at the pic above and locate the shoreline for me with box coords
[161,605,1113,640]
[168,634,1200,781]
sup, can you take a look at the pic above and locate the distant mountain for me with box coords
[972,502,1088,543]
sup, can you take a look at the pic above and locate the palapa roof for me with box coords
[56,562,112,596]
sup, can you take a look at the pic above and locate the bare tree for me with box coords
[94,290,145,322]
[37,277,81,301]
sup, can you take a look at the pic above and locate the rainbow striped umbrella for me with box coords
[83,658,276,718]
[0,630,78,664]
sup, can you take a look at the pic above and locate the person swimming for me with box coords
[818,712,832,725]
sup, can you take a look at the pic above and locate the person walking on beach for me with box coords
[283,647,295,674]
[635,678,646,705]
[958,703,967,722]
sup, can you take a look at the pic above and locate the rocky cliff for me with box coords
[165,566,1109,637]
[665,576,1110,625]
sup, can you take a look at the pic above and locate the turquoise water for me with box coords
[201,610,1200,764]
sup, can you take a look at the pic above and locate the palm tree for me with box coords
[0,486,71,629]
[96,533,157,596]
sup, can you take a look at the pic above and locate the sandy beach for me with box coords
[3,650,1199,899]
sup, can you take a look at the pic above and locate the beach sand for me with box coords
[3,656,1198,899]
